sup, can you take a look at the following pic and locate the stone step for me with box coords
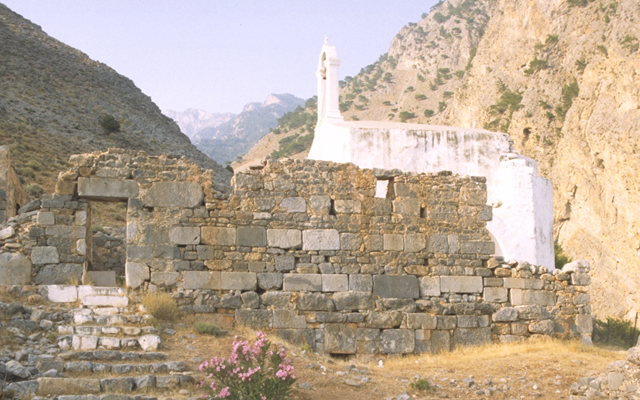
[6,375,195,399]
[57,334,161,352]
[72,309,147,325]
[38,359,188,375]
[47,285,129,307]
[59,325,158,337]
[57,350,168,362]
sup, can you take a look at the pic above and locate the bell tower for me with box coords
[316,37,344,124]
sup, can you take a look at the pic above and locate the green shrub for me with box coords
[25,183,44,198]
[438,101,447,112]
[443,91,454,99]
[382,101,392,106]
[98,113,121,133]
[524,57,549,75]
[399,111,417,122]
[414,94,427,101]
[454,70,465,78]
[194,322,221,335]
[597,45,608,56]
[142,292,181,321]
[410,379,432,391]
[575,58,588,73]
[18,167,35,179]
[405,86,415,93]
[545,34,559,45]
[554,242,570,269]
[567,0,589,6]
[25,160,41,170]
[424,109,435,117]
[594,317,640,348]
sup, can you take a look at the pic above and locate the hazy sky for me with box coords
[2,1,438,114]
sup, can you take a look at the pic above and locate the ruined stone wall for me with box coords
[0,146,30,222]
[0,149,592,355]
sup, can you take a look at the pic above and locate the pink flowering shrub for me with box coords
[198,331,296,400]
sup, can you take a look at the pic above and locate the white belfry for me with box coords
[308,41,555,269]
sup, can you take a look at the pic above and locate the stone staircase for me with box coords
[5,285,198,399]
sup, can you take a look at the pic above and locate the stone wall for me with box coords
[0,149,592,355]
[0,146,30,222]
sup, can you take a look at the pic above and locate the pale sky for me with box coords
[2,1,438,114]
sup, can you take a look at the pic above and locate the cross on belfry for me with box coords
[324,35,328,45]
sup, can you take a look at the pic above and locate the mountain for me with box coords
[165,94,304,165]
[247,0,640,319]
[0,3,232,193]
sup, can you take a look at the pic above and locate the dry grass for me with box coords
[141,292,181,322]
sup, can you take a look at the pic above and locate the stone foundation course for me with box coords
[0,149,592,355]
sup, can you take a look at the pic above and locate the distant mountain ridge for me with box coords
[165,94,304,164]
[0,2,232,193]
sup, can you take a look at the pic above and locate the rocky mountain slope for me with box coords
[0,3,232,193]
[252,0,640,319]
[166,94,304,165]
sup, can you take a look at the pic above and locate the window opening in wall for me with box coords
[420,206,427,218]
[375,180,389,198]
[87,200,127,287]
[329,199,337,216]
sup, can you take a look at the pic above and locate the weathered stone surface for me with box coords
[0,252,31,285]
[86,271,116,287]
[47,285,78,302]
[575,314,593,334]
[405,234,426,252]
[35,264,83,285]
[407,313,437,329]
[440,276,483,293]
[72,335,99,351]
[78,177,139,200]
[257,273,283,290]
[280,197,306,212]
[142,181,203,207]
[493,307,518,322]
[334,199,361,214]
[283,274,322,291]
[309,195,330,209]
[432,330,451,353]
[138,335,161,351]
[32,246,61,265]
[419,276,441,297]
[322,274,348,292]
[267,229,302,249]
[483,287,508,302]
[332,291,375,311]
[0,225,14,239]
[453,328,491,347]
[169,227,200,245]
[201,227,236,246]
[427,234,449,253]
[297,292,333,311]
[503,278,544,290]
[349,274,373,292]
[514,305,550,320]
[303,229,339,250]
[373,275,419,299]
[273,310,306,329]
[324,323,358,354]
[150,272,179,288]
[510,289,556,306]
[627,346,640,365]
[221,272,257,290]
[383,234,403,251]
[261,292,291,308]
[529,320,555,335]
[184,271,221,290]
[235,309,272,329]
[571,273,591,286]
[366,311,403,328]
[6,381,39,399]
[380,330,415,354]
[125,262,149,289]
[237,226,267,247]
[340,233,363,251]
[100,377,136,392]
[275,255,295,271]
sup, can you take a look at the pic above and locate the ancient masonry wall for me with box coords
[0,149,592,355]
[0,146,30,222]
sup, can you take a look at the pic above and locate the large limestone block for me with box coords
[235,309,272,329]
[405,234,426,252]
[349,274,373,292]
[201,227,236,246]
[221,272,257,290]
[483,287,508,302]
[267,229,302,249]
[150,272,180,288]
[81,295,128,307]
[575,314,593,334]
[332,291,375,311]
[36,377,101,396]
[237,226,267,247]
[35,264,83,285]
[453,328,491,348]
[72,335,99,351]
[510,289,556,306]
[380,329,415,354]
[280,197,306,212]
[302,229,339,250]
[273,310,306,329]
[169,227,200,245]
[45,225,86,239]
[0,252,32,285]
[322,274,348,292]
[406,313,437,329]
[283,274,322,291]
[257,273,283,290]
[125,262,149,289]
[440,276,483,293]
[503,278,544,290]
[383,234,404,251]
[77,177,139,200]
[373,275,419,299]
[324,323,358,354]
[86,271,116,287]
[142,181,204,208]
[138,334,161,351]
[419,276,441,297]
[340,233,363,251]
[184,271,221,290]
[46,285,78,303]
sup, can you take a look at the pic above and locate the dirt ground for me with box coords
[162,320,623,400]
